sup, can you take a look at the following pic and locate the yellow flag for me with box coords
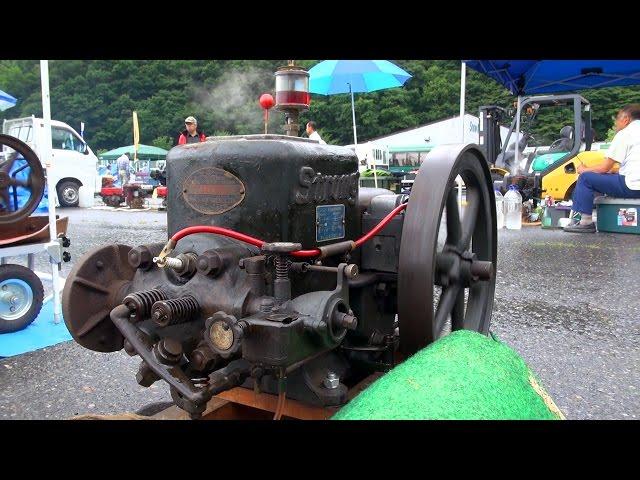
[133,111,140,162]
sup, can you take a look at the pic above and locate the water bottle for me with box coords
[504,185,522,230]
[494,189,505,229]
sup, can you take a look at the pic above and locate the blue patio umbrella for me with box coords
[308,60,412,146]
[0,89,17,111]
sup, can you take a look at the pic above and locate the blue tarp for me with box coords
[9,156,49,214]
[465,60,640,96]
[0,298,72,357]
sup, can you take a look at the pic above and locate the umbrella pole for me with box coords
[350,83,377,188]
[350,84,358,147]
[460,61,466,143]
[515,96,521,173]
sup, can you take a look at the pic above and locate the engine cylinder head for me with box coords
[123,289,167,320]
[151,296,200,328]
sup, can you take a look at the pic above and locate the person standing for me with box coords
[178,116,206,145]
[116,152,131,186]
[306,121,326,144]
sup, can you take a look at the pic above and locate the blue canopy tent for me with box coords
[465,60,640,96]
[463,60,640,165]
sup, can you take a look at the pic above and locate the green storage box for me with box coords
[595,197,640,234]
[541,205,571,229]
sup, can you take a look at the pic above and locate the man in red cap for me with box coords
[177,116,206,145]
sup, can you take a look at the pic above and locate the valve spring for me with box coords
[274,256,291,280]
[123,289,167,318]
[152,295,200,327]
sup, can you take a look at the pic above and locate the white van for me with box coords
[2,116,98,207]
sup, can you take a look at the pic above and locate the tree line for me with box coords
[1,60,638,153]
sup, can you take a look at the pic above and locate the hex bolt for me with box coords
[189,344,218,371]
[323,371,339,389]
[155,338,183,365]
[196,250,223,277]
[128,245,154,270]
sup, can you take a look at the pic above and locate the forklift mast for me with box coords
[479,105,507,166]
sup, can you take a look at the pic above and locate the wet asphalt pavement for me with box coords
[1,207,638,419]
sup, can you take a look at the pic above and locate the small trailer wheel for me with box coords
[0,264,44,333]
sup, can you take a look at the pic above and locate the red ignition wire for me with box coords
[170,226,265,248]
[354,202,407,248]
[168,202,407,259]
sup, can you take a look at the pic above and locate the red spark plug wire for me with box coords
[167,202,407,260]
[354,202,407,248]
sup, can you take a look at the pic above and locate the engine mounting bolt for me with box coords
[323,371,339,389]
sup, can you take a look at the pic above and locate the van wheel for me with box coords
[0,264,44,333]
[57,181,80,207]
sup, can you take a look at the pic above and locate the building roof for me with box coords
[366,114,478,143]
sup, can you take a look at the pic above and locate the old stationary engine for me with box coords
[62,134,497,418]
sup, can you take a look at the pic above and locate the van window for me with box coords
[52,127,85,153]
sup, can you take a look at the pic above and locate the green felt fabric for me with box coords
[332,330,563,420]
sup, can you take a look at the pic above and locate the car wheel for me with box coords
[0,264,45,333]
[57,181,80,207]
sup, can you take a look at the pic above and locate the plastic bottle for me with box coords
[504,185,522,230]
[494,189,505,229]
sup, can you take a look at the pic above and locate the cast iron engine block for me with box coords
[63,135,497,418]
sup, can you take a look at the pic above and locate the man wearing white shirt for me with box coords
[306,121,326,144]
[564,104,640,233]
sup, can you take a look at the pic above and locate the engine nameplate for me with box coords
[182,167,245,215]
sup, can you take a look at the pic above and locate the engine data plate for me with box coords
[316,204,345,243]
[182,167,245,215]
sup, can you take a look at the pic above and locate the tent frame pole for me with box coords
[40,60,62,324]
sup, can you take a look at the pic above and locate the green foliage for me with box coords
[361,169,392,177]
[151,136,173,151]
[605,125,616,142]
[317,129,337,145]
[1,60,639,152]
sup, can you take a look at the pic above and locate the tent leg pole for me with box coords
[41,59,62,324]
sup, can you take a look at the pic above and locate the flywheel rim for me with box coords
[398,144,497,356]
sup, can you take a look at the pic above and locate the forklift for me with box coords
[479,94,614,204]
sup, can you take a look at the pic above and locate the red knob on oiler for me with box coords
[259,93,275,110]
